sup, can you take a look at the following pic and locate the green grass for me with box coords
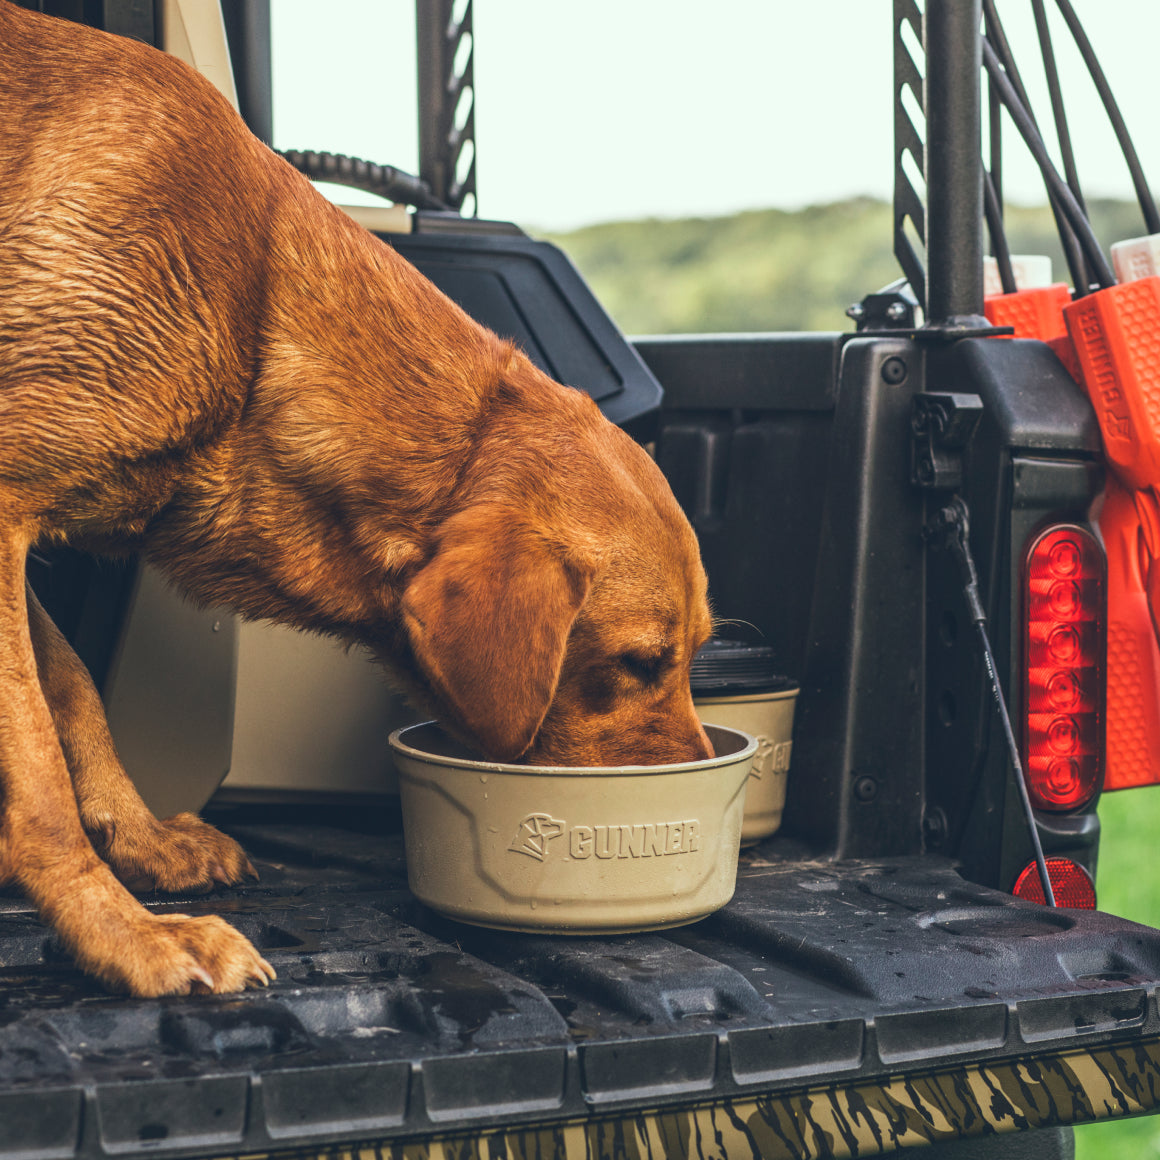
[1077,1108,1160,1157]
[1070,786,1160,1159]
[1092,787,1160,927]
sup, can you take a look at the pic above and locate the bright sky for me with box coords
[271,2,1160,232]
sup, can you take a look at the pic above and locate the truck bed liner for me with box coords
[2,810,1160,1157]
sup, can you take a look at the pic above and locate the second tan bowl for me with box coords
[695,685,799,845]
[389,723,757,934]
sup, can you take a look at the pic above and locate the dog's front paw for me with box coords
[91,812,258,895]
[96,913,276,997]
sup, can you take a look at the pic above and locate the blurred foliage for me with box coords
[542,197,1149,335]
[543,198,897,334]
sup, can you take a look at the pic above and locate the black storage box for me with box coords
[383,216,663,438]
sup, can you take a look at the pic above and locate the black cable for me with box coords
[1033,0,1085,213]
[980,0,1034,134]
[1053,0,1160,235]
[984,169,1017,294]
[982,0,1090,293]
[984,7,1003,211]
[988,74,1004,212]
[276,150,450,212]
[982,39,1116,289]
[927,498,1057,908]
[1032,0,1090,292]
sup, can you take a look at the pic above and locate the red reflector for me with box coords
[1012,858,1096,909]
[1024,526,1106,811]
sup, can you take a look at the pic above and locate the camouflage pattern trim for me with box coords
[228,1034,1160,1160]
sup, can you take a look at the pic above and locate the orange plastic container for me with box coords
[1062,277,1160,789]
[1064,275,1160,493]
[983,283,1071,341]
[1047,334,1082,384]
[1094,477,1160,789]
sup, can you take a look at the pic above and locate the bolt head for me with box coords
[881,356,908,385]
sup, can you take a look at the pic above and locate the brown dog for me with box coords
[0,2,713,996]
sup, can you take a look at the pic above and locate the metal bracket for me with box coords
[847,286,919,331]
[911,392,984,489]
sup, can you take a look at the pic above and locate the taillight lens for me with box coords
[1023,525,1106,811]
[1013,858,1097,908]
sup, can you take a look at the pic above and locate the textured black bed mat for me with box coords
[2,813,1160,1157]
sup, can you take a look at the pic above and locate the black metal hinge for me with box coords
[910,391,984,490]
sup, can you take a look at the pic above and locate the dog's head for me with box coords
[399,380,714,767]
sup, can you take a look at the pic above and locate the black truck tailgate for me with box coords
[2,814,1159,1159]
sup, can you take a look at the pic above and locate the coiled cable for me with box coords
[276,149,450,212]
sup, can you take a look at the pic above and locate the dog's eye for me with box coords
[619,653,664,683]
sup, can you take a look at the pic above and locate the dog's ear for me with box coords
[401,508,594,761]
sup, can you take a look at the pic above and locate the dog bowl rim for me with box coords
[693,685,801,706]
[389,720,757,777]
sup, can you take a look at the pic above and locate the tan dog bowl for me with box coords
[389,722,757,934]
[690,639,799,846]
[694,687,798,845]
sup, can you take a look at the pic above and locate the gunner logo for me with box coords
[507,813,702,862]
[508,813,566,861]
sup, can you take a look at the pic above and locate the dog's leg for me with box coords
[26,580,257,894]
[0,533,273,994]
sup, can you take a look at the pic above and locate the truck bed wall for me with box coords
[636,332,1104,890]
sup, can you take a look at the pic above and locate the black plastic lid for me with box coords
[689,639,797,695]
[382,224,664,439]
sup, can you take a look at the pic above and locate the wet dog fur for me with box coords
[0,2,713,996]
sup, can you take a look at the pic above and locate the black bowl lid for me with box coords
[689,638,797,695]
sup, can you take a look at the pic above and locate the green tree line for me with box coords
[544,197,1147,335]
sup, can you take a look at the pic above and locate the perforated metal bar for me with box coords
[894,0,927,311]
[416,0,476,214]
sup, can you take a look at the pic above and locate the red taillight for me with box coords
[1023,525,1106,811]
[1013,858,1097,909]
